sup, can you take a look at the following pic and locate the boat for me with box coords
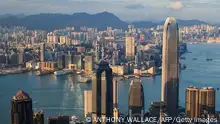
[180,57,185,60]
[36,70,53,76]
[181,64,187,70]
[206,58,213,61]
[54,69,73,76]
[76,71,82,75]
[78,76,91,83]
[192,58,197,60]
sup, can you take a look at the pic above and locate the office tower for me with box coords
[112,51,118,66]
[11,90,33,124]
[33,111,44,124]
[40,43,45,62]
[5,53,9,65]
[18,52,24,64]
[10,53,18,65]
[73,55,83,70]
[84,90,92,118]
[149,101,166,118]
[84,55,93,76]
[199,87,216,116]
[128,25,135,33]
[185,86,199,118]
[47,116,69,124]
[64,53,73,69]
[95,41,101,63]
[57,55,65,69]
[0,55,6,63]
[128,78,144,118]
[92,61,113,124]
[113,79,118,108]
[161,17,179,117]
[125,33,135,61]
[101,46,105,59]
[135,53,139,66]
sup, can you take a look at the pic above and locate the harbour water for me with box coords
[1,43,220,123]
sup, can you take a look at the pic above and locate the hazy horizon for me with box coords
[0,0,220,24]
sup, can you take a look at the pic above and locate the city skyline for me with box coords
[0,0,220,23]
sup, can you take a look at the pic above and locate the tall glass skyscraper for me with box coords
[161,17,179,117]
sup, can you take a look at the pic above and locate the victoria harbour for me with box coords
[0,43,220,123]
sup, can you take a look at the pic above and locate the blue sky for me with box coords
[0,0,220,23]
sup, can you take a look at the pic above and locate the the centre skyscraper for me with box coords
[161,17,179,117]
[92,60,113,124]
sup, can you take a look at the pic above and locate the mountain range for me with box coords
[0,12,210,31]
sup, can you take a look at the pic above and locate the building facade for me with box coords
[11,90,33,124]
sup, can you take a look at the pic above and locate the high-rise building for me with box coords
[128,78,144,118]
[73,54,83,70]
[199,87,216,116]
[185,86,199,118]
[18,52,24,64]
[47,116,69,124]
[84,55,93,76]
[125,33,135,61]
[84,90,92,118]
[9,53,18,65]
[149,101,166,118]
[40,43,45,62]
[161,17,179,117]
[11,90,33,124]
[128,25,135,33]
[135,53,140,66]
[113,79,118,108]
[95,41,101,63]
[92,61,113,124]
[57,55,65,69]
[33,111,44,124]
[64,53,73,69]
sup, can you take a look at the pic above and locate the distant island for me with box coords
[0,11,209,31]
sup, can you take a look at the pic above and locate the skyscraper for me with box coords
[113,79,118,108]
[199,87,216,116]
[57,54,65,69]
[33,111,44,124]
[40,43,45,62]
[11,90,33,124]
[84,55,93,76]
[128,78,144,119]
[185,86,199,118]
[161,17,179,117]
[84,90,92,118]
[92,60,113,124]
[125,33,135,61]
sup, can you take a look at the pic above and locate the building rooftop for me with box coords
[13,90,30,100]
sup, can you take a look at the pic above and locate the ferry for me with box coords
[206,58,213,61]
[54,69,73,76]
[76,71,83,75]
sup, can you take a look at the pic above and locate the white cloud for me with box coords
[168,1,184,9]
